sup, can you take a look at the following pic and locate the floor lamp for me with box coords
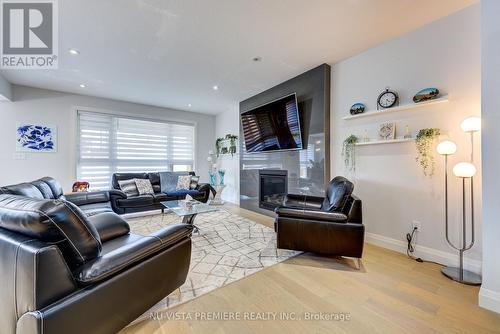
[437,138,482,285]
[441,162,481,285]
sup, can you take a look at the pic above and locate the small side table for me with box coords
[210,184,226,205]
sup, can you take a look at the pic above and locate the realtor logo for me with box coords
[1,0,58,69]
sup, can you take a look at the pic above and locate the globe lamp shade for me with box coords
[460,117,481,133]
[453,162,477,178]
[436,140,457,155]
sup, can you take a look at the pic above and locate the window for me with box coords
[77,111,195,189]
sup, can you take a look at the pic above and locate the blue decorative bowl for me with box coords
[350,103,365,115]
[413,88,439,103]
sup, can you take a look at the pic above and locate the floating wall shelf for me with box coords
[355,138,415,146]
[342,95,449,120]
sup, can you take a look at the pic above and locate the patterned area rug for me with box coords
[126,209,300,322]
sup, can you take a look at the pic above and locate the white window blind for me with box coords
[77,111,195,190]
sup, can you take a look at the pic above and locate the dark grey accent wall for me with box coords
[239,64,331,216]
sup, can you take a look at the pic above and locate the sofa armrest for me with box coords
[108,189,128,214]
[275,206,348,223]
[194,183,215,203]
[282,194,324,210]
[73,224,193,285]
[347,195,362,224]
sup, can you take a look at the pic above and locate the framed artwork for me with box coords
[16,124,57,152]
[379,122,396,140]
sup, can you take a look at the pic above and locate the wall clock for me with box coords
[377,88,399,110]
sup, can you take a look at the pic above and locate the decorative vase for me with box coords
[209,170,216,186]
[218,169,225,185]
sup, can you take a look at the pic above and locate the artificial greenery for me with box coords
[215,134,238,157]
[342,135,358,171]
[415,128,441,177]
[225,134,238,156]
[215,137,225,157]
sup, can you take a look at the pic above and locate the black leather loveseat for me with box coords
[0,177,193,334]
[110,172,214,214]
[274,176,364,260]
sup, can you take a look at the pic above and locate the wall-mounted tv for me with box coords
[241,93,303,153]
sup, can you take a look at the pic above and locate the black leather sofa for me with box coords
[274,176,364,259]
[0,177,193,334]
[110,172,214,214]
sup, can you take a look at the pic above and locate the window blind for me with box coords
[77,111,195,190]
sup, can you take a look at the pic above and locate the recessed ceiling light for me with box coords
[212,85,219,91]
[187,103,192,107]
[79,84,86,88]
[69,48,80,55]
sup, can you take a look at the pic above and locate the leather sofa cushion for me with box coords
[275,207,348,223]
[0,195,102,267]
[86,212,130,242]
[1,177,65,200]
[165,189,202,198]
[78,202,114,216]
[116,195,154,207]
[1,183,45,199]
[31,179,56,199]
[282,194,324,210]
[118,179,139,197]
[153,193,171,202]
[112,172,147,191]
[73,224,193,285]
[65,191,111,207]
[321,176,354,212]
[39,177,64,198]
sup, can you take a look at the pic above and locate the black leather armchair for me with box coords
[0,178,193,334]
[274,176,364,259]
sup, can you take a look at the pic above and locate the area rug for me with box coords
[125,209,300,322]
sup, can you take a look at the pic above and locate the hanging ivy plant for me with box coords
[342,135,358,171]
[415,128,440,177]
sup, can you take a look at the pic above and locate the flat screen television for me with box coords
[241,93,303,153]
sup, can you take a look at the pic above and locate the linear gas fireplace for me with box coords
[259,169,288,211]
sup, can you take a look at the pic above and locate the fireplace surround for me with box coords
[240,64,330,217]
[259,170,288,211]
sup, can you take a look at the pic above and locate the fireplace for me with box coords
[259,169,288,211]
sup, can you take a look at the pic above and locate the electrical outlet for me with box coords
[412,220,422,231]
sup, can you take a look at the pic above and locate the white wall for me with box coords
[479,0,500,314]
[215,106,240,204]
[0,74,12,101]
[0,85,215,191]
[331,5,482,269]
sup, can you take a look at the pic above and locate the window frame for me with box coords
[74,106,197,188]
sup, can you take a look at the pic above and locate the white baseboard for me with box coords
[365,232,482,274]
[479,288,500,314]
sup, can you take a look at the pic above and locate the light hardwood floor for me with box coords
[121,204,500,334]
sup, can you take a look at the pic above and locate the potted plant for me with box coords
[342,135,358,171]
[215,137,224,157]
[415,128,441,177]
[225,134,238,156]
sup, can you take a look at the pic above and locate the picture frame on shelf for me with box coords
[378,122,396,140]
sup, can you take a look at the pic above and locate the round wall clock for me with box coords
[377,88,399,110]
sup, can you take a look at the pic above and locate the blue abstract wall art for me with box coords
[16,124,57,152]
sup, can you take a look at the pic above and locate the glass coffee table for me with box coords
[161,200,218,234]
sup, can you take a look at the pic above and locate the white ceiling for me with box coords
[0,0,477,115]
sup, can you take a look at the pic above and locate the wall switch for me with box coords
[412,220,422,231]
